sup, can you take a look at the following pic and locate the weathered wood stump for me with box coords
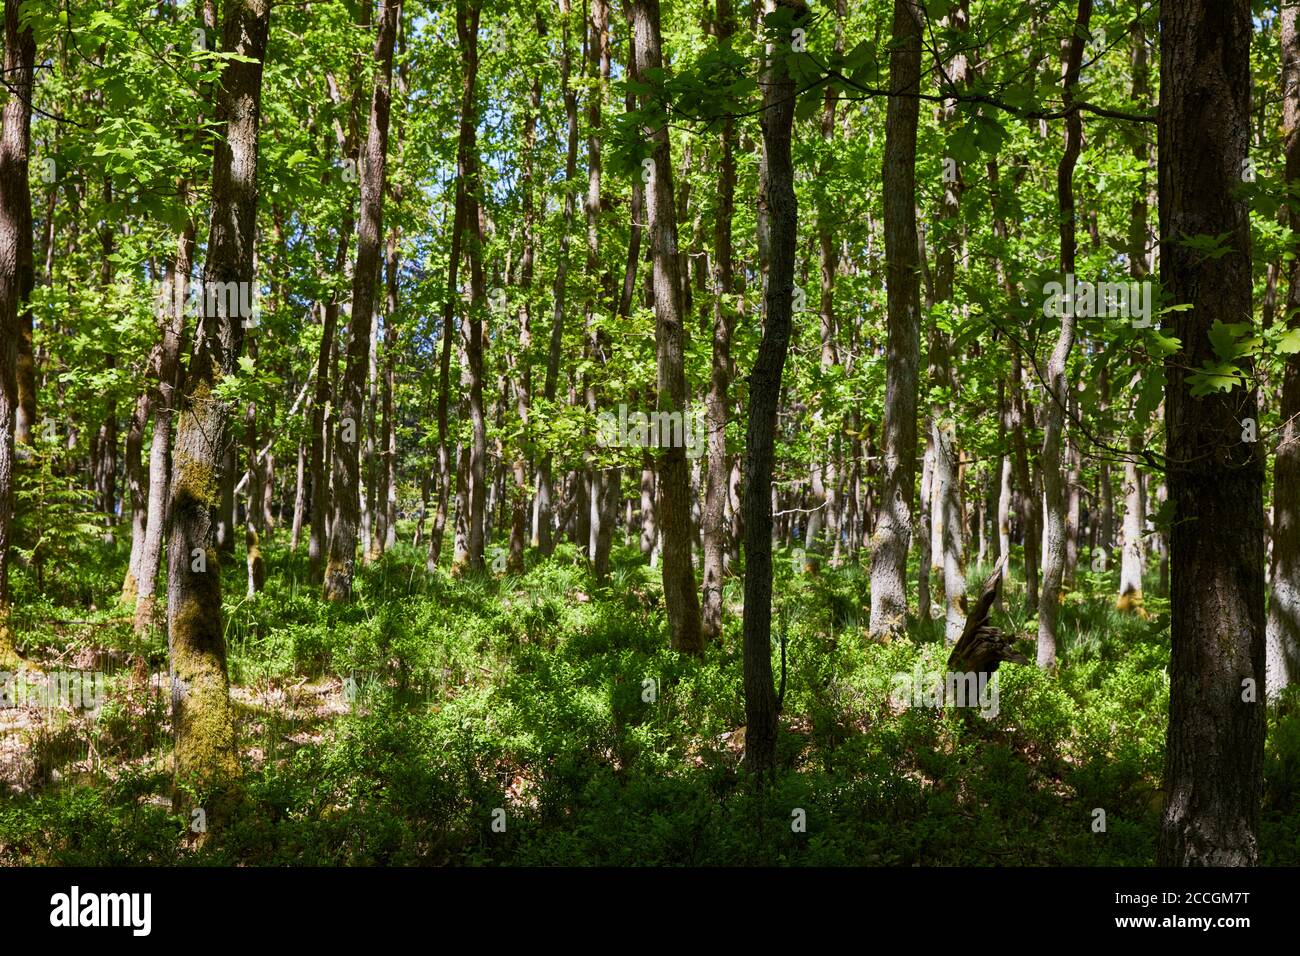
[946,555,1029,681]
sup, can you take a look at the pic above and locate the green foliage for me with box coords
[11,444,107,608]
[4,537,1294,866]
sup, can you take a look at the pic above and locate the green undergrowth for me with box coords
[2,530,1297,865]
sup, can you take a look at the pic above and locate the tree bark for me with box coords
[1117,436,1145,611]
[379,222,399,555]
[868,0,923,639]
[508,25,543,575]
[165,0,270,810]
[701,0,737,639]
[1036,0,1091,670]
[122,333,157,605]
[323,0,400,600]
[741,0,806,774]
[291,436,306,550]
[1118,1,1150,614]
[454,0,488,575]
[1266,4,1300,699]
[94,179,119,545]
[934,417,965,641]
[803,0,846,577]
[6,0,32,453]
[1157,0,1264,867]
[0,0,35,661]
[633,0,703,653]
[134,221,191,633]
[535,1,580,557]
[585,0,616,584]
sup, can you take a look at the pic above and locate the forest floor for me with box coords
[1,530,1297,865]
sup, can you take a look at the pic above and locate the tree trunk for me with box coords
[380,221,399,554]
[633,0,703,654]
[309,299,339,581]
[291,436,306,551]
[95,179,119,545]
[930,0,970,640]
[987,159,1041,613]
[639,455,656,559]
[1266,5,1300,700]
[456,0,488,574]
[585,0,615,584]
[215,442,234,556]
[701,0,737,640]
[1065,423,1081,586]
[245,339,262,538]
[934,418,965,642]
[7,0,32,456]
[868,0,923,639]
[508,32,543,575]
[165,0,269,811]
[1157,0,1264,867]
[0,0,35,662]
[1117,437,1145,611]
[430,192,465,572]
[803,0,846,577]
[1036,0,1091,670]
[535,1,580,557]
[741,0,806,774]
[1117,1,1150,614]
[917,438,933,624]
[135,212,194,633]
[323,0,399,601]
[361,300,378,560]
[122,356,153,605]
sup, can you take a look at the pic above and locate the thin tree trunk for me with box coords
[430,192,464,571]
[585,0,615,584]
[309,298,340,581]
[1037,0,1091,670]
[639,454,656,559]
[1117,0,1150,614]
[380,222,399,554]
[535,1,580,557]
[456,0,488,574]
[1065,409,1082,586]
[917,439,933,623]
[741,0,806,774]
[1011,351,1039,610]
[135,223,192,633]
[1099,456,1114,562]
[291,437,306,550]
[1268,3,1300,699]
[701,0,736,640]
[930,0,970,641]
[323,0,400,600]
[95,179,119,546]
[508,38,542,574]
[998,386,1012,562]
[361,301,379,560]
[934,418,965,642]
[804,0,846,576]
[987,160,1039,611]
[122,384,151,605]
[1118,437,1145,611]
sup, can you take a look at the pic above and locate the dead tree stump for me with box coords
[946,555,1029,682]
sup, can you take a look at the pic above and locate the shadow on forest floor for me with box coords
[2,532,1297,865]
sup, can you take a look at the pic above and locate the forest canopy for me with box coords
[0,0,1297,868]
